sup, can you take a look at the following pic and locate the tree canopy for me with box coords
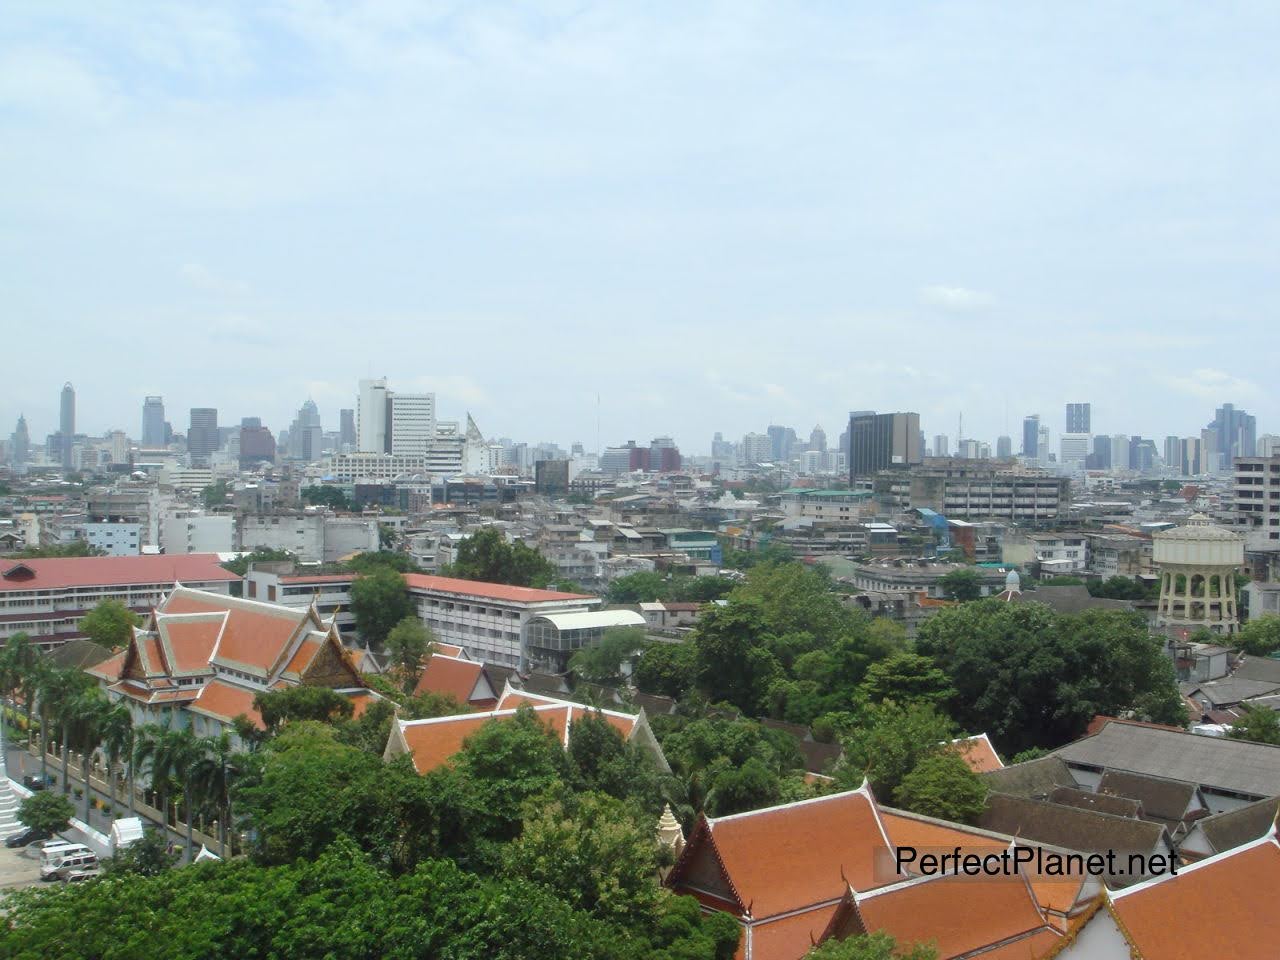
[221,547,294,577]
[79,598,140,650]
[16,791,74,835]
[447,528,556,588]
[350,565,414,646]
[569,627,647,686]
[302,485,352,511]
[1237,615,1280,656]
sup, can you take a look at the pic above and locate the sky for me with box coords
[3,1,1279,455]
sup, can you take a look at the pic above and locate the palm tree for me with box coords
[134,724,204,862]
[69,691,113,824]
[189,732,238,858]
[99,703,135,816]
[39,667,93,792]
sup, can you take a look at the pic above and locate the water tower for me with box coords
[1153,513,1245,638]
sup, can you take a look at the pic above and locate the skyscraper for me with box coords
[239,418,276,468]
[339,409,356,450]
[1022,415,1040,458]
[357,378,391,453]
[933,434,950,457]
[58,382,75,468]
[9,414,30,466]
[848,411,921,481]
[996,435,1012,459]
[142,396,166,447]
[1065,403,1091,434]
[188,408,219,465]
[1207,403,1256,464]
[288,399,324,462]
[388,393,436,455]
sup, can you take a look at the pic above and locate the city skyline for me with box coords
[5,4,1279,449]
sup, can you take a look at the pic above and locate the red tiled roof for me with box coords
[951,734,1004,773]
[1107,836,1280,958]
[163,591,306,673]
[748,904,842,960]
[0,554,239,592]
[189,679,264,730]
[160,616,223,674]
[674,788,897,921]
[279,574,355,584]
[853,872,1060,960]
[86,649,127,682]
[414,654,485,702]
[403,573,594,604]
[495,689,639,738]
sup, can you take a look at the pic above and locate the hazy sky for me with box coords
[4,2,1278,454]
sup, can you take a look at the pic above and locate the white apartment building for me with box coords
[389,393,437,455]
[160,511,236,555]
[1059,433,1091,473]
[84,521,142,557]
[1233,456,1280,550]
[1027,533,1089,576]
[357,378,391,453]
[234,512,379,563]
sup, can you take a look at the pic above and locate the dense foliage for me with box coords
[79,599,140,650]
[446,527,556,588]
[604,571,735,605]
[1236,615,1280,656]
[220,547,294,577]
[350,565,414,645]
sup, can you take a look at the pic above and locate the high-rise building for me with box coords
[809,425,827,453]
[1065,403,1091,434]
[9,414,30,466]
[1233,454,1280,548]
[741,432,772,465]
[1059,433,1090,472]
[1130,437,1157,473]
[187,408,219,465]
[357,378,391,453]
[933,434,950,458]
[1207,403,1256,464]
[388,393,436,455]
[1110,435,1129,471]
[766,425,797,463]
[649,436,682,473]
[1179,437,1204,476]
[996,436,1012,459]
[1022,415,1040,458]
[848,411,921,480]
[339,409,356,451]
[1088,435,1111,470]
[142,397,166,447]
[58,382,75,469]
[239,418,277,469]
[288,399,324,462]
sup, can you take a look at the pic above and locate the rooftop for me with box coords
[0,553,240,592]
[402,573,595,605]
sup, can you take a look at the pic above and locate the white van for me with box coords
[40,847,96,880]
[38,841,87,868]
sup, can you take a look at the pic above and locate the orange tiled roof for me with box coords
[86,649,126,682]
[950,733,1004,773]
[853,872,1061,960]
[496,689,639,738]
[689,788,897,921]
[1107,835,1280,958]
[189,679,264,730]
[159,615,224,674]
[0,553,239,592]
[434,643,466,658]
[403,573,595,605]
[747,904,842,960]
[414,654,485,702]
[164,589,307,674]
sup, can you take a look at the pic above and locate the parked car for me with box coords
[22,774,55,791]
[62,867,100,883]
[4,826,50,848]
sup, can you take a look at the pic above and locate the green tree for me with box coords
[384,615,435,691]
[858,653,954,708]
[707,756,781,816]
[1226,705,1280,745]
[201,480,231,510]
[569,626,648,686]
[16,790,74,835]
[606,571,670,604]
[78,598,140,649]
[835,701,957,800]
[221,547,295,577]
[105,829,178,877]
[99,702,135,816]
[691,598,782,713]
[503,792,662,928]
[39,666,95,796]
[350,565,413,645]
[302,484,351,510]
[14,540,100,558]
[344,550,421,574]
[892,751,987,823]
[565,711,661,809]
[807,932,938,960]
[255,685,355,732]
[448,527,556,588]
[938,568,984,602]
[1088,576,1158,601]
[633,642,696,699]
[133,725,205,862]
[1237,615,1280,656]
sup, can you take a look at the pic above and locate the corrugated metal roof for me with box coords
[531,609,646,630]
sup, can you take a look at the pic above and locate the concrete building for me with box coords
[142,396,166,447]
[84,521,142,557]
[933,434,949,458]
[848,411,921,480]
[160,511,236,554]
[237,512,326,562]
[357,378,391,453]
[741,432,772,465]
[187,408,219,466]
[1232,455,1280,551]
[339,408,356,451]
[59,382,75,469]
[844,560,1009,600]
[0,554,239,649]
[996,435,1012,459]
[874,460,1068,521]
[1154,513,1244,639]
[1208,403,1256,463]
[1065,402,1091,434]
[1059,433,1091,473]
[389,393,437,455]
[288,399,323,462]
[238,418,276,468]
[1022,415,1040,459]
[8,414,30,467]
[779,488,876,522]
[1026,533,1089,576]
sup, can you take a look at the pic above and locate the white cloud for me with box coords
[1157,368,1261,402]
[919,285,994,311]
[180,262,249,296]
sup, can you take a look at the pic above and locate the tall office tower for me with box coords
[339,409,356,450]
[848,411,921,481]
[934,434,950,457]
[289,399,324,462]
[996,435,1012,459]
[809,424,827,453]
[1131,438,1157,473]
[1208,403,1257,463]
[1065,403,1091,434]
[1089,435,1111,470]
[388,392,436,455]
[9,414,30,465]
[239,418,276,468]
[58,382,75,468]
[1258,435,1280,458]
[1164,436,1182,470]
[649,436,682,472]
[1022,415,1040,458]
[741,432,772,464]
[1180,437,1204,476]
[357,378,391,453]
[187,408,219,465]
[142,396,166,447]
[766,425,791,462]
[1059,434,1091,472]
[1110,435,1129,471]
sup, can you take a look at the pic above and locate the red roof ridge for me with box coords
[709,780,880,829]
[1109,830,1280,900]
[495,687,639,721]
